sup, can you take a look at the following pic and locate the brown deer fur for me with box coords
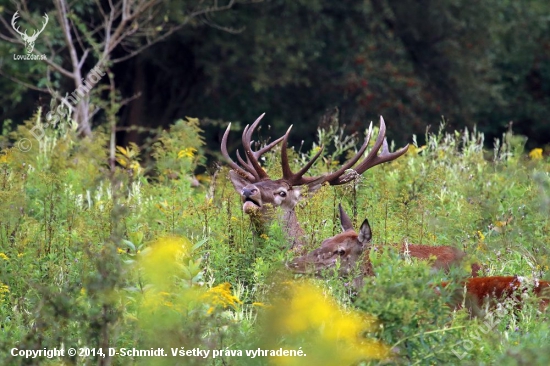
[437,276,550,316]
[390,243,482,276]
[288,204,481,286]
[221,114,408,251]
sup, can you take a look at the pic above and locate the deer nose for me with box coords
[242,188,256,197]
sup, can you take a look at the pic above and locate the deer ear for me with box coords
[293,176,325,198]
[305,175,326,194]
[229,170,251,191]
[339,203,353,231]
[358,219,372,244]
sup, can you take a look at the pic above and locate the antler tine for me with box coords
[280,125,294,181]
[242,114,270,180]
[36,13,48,35]
[244,113,265,143]
[244,113,285,158]
[221,123,255,181]
[11,12,26,37]
[281,125,325,185]
[339,203,353,231]
[329,116,409,185]
[348,116,409,175]
[222,114,287,182]
[293,145,325,183]
[323,122,374,184]
[243,113,287,174]
[253,135,285,158]
[235,149,260,180]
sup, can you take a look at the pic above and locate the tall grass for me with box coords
[0,114,548,365]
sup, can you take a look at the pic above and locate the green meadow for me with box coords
[1,113,549,365]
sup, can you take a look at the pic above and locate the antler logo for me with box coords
[11,11,48,54]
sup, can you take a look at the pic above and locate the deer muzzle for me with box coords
[241,188,261,214]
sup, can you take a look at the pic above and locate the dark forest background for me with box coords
[1,0,549,161]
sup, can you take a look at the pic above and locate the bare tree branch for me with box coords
[0,70,49,93]
[1,0,264,137]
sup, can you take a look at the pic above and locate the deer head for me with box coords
[11,11,49,54]
[221,113,409,249]
[287,204,375,282]
[289,203,482,286]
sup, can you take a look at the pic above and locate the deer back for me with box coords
[438,276,550,317]
[374,241,481,277]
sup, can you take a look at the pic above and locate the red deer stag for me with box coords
[288,204,481,287]
[221,114,409,251]
[437,276,550,317]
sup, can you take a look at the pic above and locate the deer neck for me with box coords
[280,208,306,251]
[249,206,306,251]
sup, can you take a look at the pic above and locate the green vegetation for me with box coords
[2,0,550,150]
[0,113,549,365]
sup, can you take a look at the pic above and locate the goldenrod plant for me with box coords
[0,113,549,365]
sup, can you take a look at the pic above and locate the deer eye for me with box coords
[278,191,287,197]
[335,248,346,256]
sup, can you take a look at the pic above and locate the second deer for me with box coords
[436,276,550,317]
[288,206,550,315]
[287,204,481,287]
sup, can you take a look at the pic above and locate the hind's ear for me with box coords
[358,219,372,244]
[229,170,251,191]
[338,203,353,231]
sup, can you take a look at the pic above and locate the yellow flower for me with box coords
[178,147,197,159]
[0,283,10,303]
[156,200,169,212]
[529,148,543,160]
[117,248,126,254]
[203,283,242,312]
[140,237,189,290]
[476,230,485,242]
[0,253,9,260]
[80,288,86,296]
[129,161,142,175]
[266,281,389,365]
[116,143,141,172]
[407,145,426,155]
[260,233,269,240]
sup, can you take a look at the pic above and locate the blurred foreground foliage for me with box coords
[0,112,549,365]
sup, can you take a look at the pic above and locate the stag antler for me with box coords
[11,12,48,40]
[222,114,409,186]
[221,113,286,182]
[11,12,26,38]
[32,13,49,40]
[281,116,409,186]
[11,11,48,54]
